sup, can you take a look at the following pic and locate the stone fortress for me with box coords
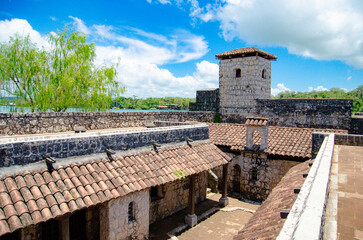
[190,47,360,132]
[0,47,362,240]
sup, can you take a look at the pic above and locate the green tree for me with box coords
[0,27,124,112]
[0,35,48,111]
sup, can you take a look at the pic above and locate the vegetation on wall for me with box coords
[0,27,124,112]
[272,85,363,113]
[111,96,195,110]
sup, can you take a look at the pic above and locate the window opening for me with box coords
[150,186,161,201]
[251,167,258,181]
[128,202,135,222]
[262,69,267,79]
[236,68,241,78]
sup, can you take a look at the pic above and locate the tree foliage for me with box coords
[0,27,124,112]
[112,96,195,110]
[272,86,363,113]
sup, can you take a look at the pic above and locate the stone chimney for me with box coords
[245,116,269,151]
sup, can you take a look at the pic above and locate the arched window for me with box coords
[262,69,267,79]
[235,68,241,78]
[128,202,135,222]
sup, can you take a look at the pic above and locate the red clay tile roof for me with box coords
[208,123,347,158]
[245,117,269,126]
[216,47,277,60]
[234,161,311,240]
[0,142,230,237]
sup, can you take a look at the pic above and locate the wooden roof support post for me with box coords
[219,163,229,207]
[185,174,197,227]
[59,217,70,240]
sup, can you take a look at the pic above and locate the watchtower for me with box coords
[216,47,277,118]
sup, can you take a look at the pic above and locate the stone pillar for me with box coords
[219,163,229,207]
[185,175,197,227]
[59,218,70,240]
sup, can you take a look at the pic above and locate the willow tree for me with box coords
[0,27,124,112]
[0,35,48,111]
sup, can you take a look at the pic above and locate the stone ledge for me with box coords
[277,133,335,240]
[0,124,209,167]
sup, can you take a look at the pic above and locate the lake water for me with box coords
[0,105,186,113]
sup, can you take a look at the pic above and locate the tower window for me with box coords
[128,202,135,222]
[236,68,241,78]
[262,69,267,79]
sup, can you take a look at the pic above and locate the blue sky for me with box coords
[1,0,362,98]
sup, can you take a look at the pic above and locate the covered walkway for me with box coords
[149,193,260,240]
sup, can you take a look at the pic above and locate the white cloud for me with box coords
[308,86,328,92]
[271,83,291,96]
[0,18,49,48]
[347,76,352,81]
[188,0,363,68]
[69,16,91,35]
[146,0,171,4]
[92,24,208,65]
[0,18,214,98]
[95,46,218,97]
[50,16,57,21]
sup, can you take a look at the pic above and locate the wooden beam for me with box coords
[188,175,196,215]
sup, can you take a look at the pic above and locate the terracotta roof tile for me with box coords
[0,142,229,236]
[0,182,6,194]
[7,215,22,231]
[209,123,346,158]
[30,211,42,225]
[216,47,277,60]
[17,188,30,202]
[0,193,12,208]
[0,220,10,236]
[50,205,62,218]
[19,213,32,226]
[40,208,52,221]
[26,200,38,214]
[14,176,27,189]
[234,162,311,240]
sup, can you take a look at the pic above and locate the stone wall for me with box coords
[0,111,214,135]
[219,56,271,116]
[220,99,353,130]
[0,124,209,167]
[255,99,352,129]
[349,114,363,134]
[214,152,299,202]
[189,89,219,112]
[100,190,149,240]
[335,133,363,146]
[149,172,207,224]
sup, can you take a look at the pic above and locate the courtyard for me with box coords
[149,192,260,240]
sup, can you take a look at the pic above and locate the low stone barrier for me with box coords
[334,133,363,146]
[0,123,209,168]
[0,111,214,135]
[277,133,335,240]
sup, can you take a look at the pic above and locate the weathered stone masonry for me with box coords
[0,124,209,167]
[190,47,354,130]
[0,111,214,135]
[149,172,207,224]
